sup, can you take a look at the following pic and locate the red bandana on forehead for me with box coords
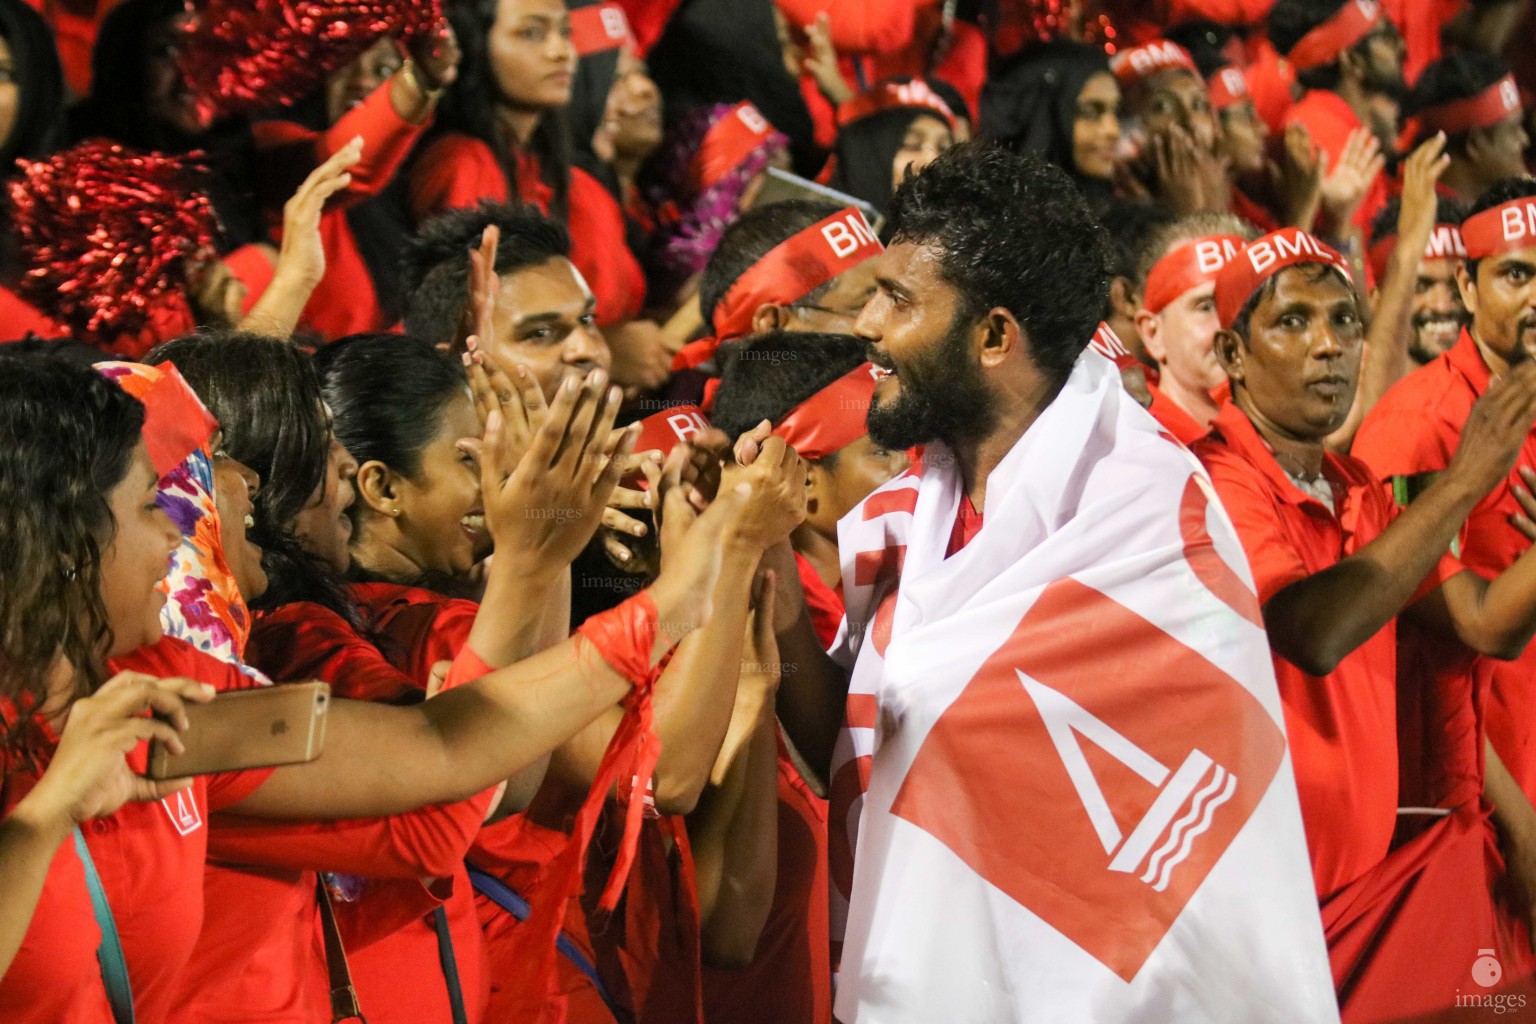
[1286,0,1381,72]
[1463,198,1536,259]
[837,79,956,129]
[687,101,778,194]
[774,363,885,461]
[1110,39,1201,88]
[1418,75,1522,137]
[712,207,883,341]
[1209,67,1250,112]
[1213,228,1352,329]
[569,3,635,56]
[1142,235,1246,315]
[1366,224,1466,283]
[632,405,710,457]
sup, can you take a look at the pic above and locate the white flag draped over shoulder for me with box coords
[828,352,1339,1023]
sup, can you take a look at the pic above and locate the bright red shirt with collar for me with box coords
[1285,90,1389,233]
[1354,329,1536,801]
[1195,402,1459,899]
[0,638,270,1024]
[407,134,647,326]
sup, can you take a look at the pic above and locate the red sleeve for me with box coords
[207,785,494,879]
[366,595,480,684]
[800,75,839,151]
[223,243,276,316]
[254,84,429,209]
[1351,402,1456,481]
[246,604,422,704]
[774,0,918,55]
[568,167,647,325]
[408,134,512,223]
[0,285,63,339]
[1195,443,1311,605]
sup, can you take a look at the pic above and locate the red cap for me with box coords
[1214,228,1351,329]
[1285,0,1380,72]
[1110,40,1201,88]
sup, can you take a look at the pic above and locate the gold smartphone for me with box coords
[147,682,331,780]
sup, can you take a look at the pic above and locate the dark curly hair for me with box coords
[147,332,358,624]
[401,202,572,350]
[710,330,869,445]
[0,357,144,735]
[883,141,1112,384]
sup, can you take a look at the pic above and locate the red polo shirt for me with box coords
[1195,402,1459,899]
[0,638,270,1024]
[1354,329,1536,801]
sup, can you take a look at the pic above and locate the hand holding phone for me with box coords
[147,682,330,780]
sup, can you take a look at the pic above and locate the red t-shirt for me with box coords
[1284,90,1389,234]
[408,134,647,326]
[1195,402,1460,899]
[188,591,491,1024]
[1354,329,1536,804]
[0,284,63,341]
[0,638,270,1024]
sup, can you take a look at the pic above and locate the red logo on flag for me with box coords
[889,577,1284,981]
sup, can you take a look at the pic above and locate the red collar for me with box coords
[1446,327,1494,397]
[1210,401,1350,511]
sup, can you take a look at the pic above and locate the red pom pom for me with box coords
[992,0,1119,55]
[177,0,444,120]
[7,141,217,349]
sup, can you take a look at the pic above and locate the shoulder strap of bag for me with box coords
[316,875,368,1023]
[73,827,136,1024]
[432,906,469,1024]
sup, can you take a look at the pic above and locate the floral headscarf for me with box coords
[96,361,267,681]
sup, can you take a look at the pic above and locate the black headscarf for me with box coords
[69,0,266,250]
[981,41,1113,203]
[647,0,820,176]
[828,105,945,213]
[0,0,64,171]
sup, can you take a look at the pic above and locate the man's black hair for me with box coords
[401,202,572,349]
[1405,53,1516,150]
[1268,0,1355,91]
[710,331,869,462]
[697,199,844,331]
[1464,176,1536,280]
[1368,194,1472,246]
[883,141,1112,384]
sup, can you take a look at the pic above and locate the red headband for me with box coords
[1463,198,1536,259]
[1286,0,1380,72]
[1110,39,1201,88]
[569,3,636,56]
[1143,235,1246,314]
[1418,74,1521,136]
[837,79,956,129]
[1209,66,1250,112]
[712,207,883,341]
[774,363,884,461]
[1366,223,1466,283]
[1214,228,1351,329]
[632,405,711,457]
[688,101,778,194]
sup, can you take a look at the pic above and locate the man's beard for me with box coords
[865,313,997,451]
